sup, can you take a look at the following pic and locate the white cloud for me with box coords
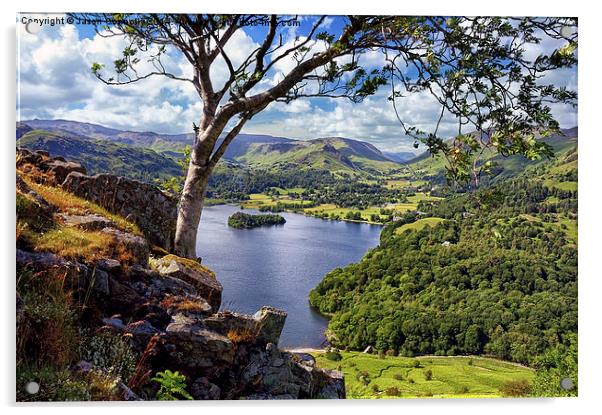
[17,20,578,152]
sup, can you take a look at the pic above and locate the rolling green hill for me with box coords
[17,129,181,183]
[406,128,577,183]
[236,137,402,176]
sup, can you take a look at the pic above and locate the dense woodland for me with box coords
[310,157,577,366]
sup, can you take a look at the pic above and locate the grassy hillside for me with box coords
[17,130,181,183]
[237,137,402,176]
[407,128,577,183]
[314,351,534,398]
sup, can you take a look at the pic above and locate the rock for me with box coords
[16,147,42,167]
[190,377,221,400]
[126,319,161,336]
[40,159,87,185]
[62,172,177,251]
[313,368,345,399]
[101,227,149,267]
[162,314,235,372]
[154,256,222,312]
[90,267,110,296]
[254,307,287,345]
[58,213,115,231]
[102,317,126,331]
[95,258,121,273]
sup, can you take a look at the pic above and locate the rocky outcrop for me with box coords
[16,149,345,400]
[17,147,87,185]
[153,255,222,312]
[62,172,177,251]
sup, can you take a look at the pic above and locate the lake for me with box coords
[196,204,382,348]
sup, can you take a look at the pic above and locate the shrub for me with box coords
[356,370,370,386]
[17,267,78,368]
[325,349,342,361]
[386,349,398,357]
[371,384,380,393]
[412,360,421,368]
[394,373,403,381]
[80,330,137,383]
[152,370,193,400]
[499,379,532,397]
[468,358,474,366]
[378,351,386,359]
[16,364,89,402]
[424,369,433,381]
[385,387,401,397]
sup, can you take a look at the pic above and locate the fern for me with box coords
[151,370,193,400]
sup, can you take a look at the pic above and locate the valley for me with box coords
[16,119,578,398]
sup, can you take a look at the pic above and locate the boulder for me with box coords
[161,314,235,373]
[101,227,149,267]
[204,306,287,347]
[58,213,115,231]
[254,307,287,345]
[154,255,222,312]
[190,377,221,400]
[62,172,177,251]
[240,342,345,399]
[41,159,87,184]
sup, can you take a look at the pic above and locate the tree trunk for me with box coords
[173,159,212,259]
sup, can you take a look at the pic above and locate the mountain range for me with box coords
[17,119,410,178]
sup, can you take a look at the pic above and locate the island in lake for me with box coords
[228,211,286,229]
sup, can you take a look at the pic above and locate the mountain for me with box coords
[405,127,578,182]
[17,129,181,182]
[20,119,403,176]
[22,119,192,153]
[383,150,421,163]
[234,136,402,175]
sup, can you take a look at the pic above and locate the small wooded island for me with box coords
[228,211,286,229]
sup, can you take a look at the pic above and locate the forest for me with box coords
[310,159,577,366]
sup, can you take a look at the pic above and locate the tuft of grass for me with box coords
[31,227,115,262]
[499,379,532,397]
[226,324,258,345]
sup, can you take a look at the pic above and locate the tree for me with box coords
[79,14,577,257]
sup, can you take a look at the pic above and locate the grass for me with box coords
[31,227,116,261]
[21,175,140,235]
[314,352,534,399]
[395,217,445,234]
[543,179,577,192]
[303,204,388,223]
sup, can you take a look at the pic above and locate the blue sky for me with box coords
[17,14,578,153]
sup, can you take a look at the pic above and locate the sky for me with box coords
[16,14,578,153]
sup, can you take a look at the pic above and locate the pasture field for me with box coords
[313,351,534,399]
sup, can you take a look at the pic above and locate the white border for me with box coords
[3,1,601,415]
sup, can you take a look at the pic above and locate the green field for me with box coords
[395,217,445,234]
[313,352,534,399]
[543,179,578,192]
